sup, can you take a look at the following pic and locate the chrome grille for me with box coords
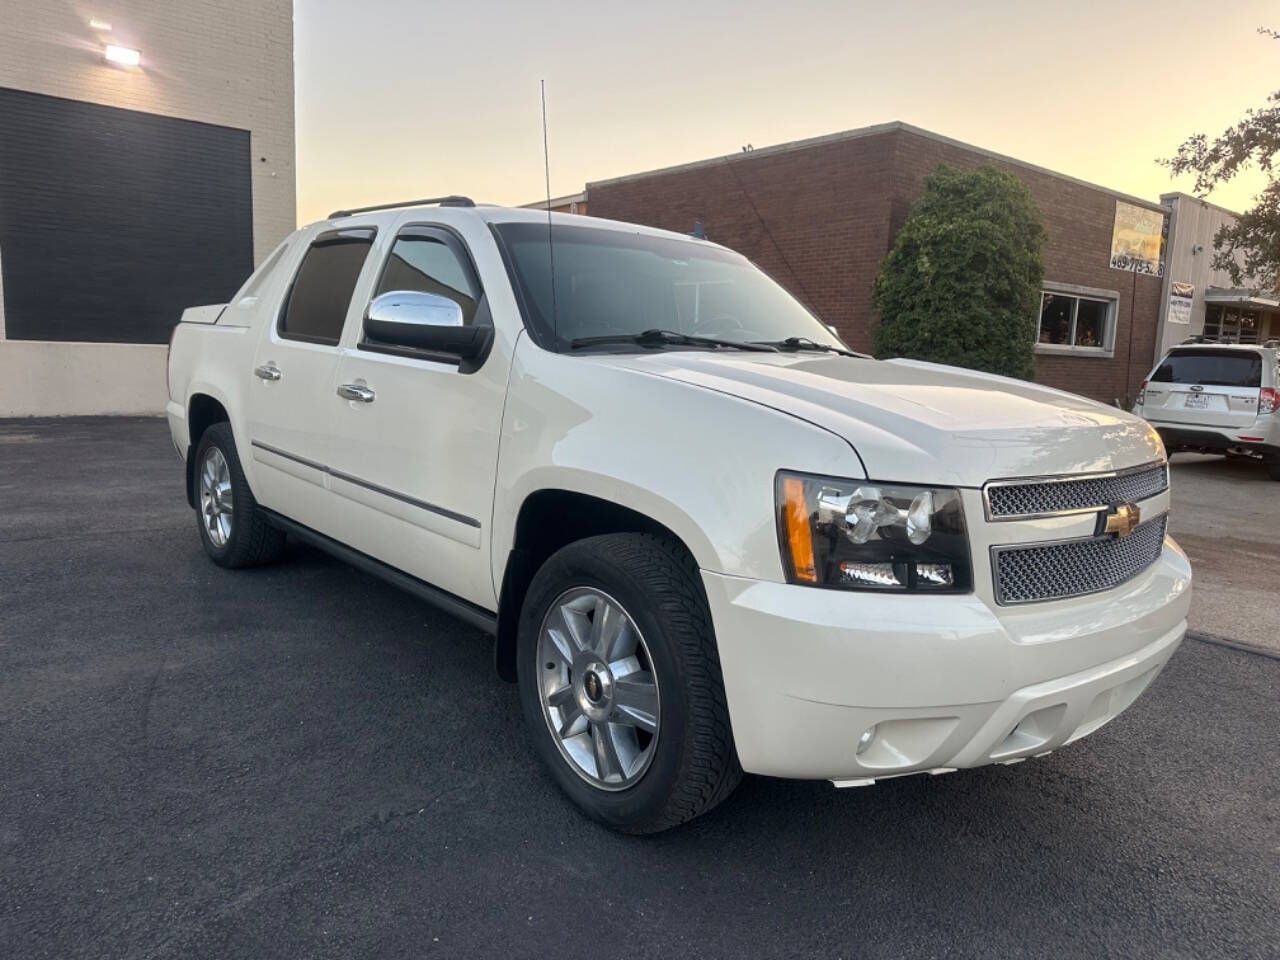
[992,514,1168,605]
[985,463,1168,520]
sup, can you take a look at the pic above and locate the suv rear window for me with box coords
[1150,349,1262,387]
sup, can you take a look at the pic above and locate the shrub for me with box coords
[872,164,1045,380]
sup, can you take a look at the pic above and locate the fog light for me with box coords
[839,561,905,588]
[857,726,876,755]
[915,563,955,588]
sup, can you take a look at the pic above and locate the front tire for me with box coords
[516,533,741,834]
[193,422,286,568]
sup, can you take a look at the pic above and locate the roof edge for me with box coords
[1160,191,1242,219]
[585,120,1167,212]
[585,121,905,190]
[519,191,587,210]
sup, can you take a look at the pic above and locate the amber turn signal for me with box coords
[782,475,818,583]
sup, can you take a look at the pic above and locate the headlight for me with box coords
[776,472,971,591]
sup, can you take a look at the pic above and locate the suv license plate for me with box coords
[1184,394,1210,409]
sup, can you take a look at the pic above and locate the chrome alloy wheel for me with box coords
[537,587,661,791]
[199,446,234,548]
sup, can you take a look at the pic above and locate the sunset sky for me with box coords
[294,0,1276,226]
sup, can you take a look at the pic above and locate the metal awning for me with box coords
[1204,287,1280,310]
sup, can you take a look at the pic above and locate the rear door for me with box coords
[245,226,377,532]
[1141,348,1263,429]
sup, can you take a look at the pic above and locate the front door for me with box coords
[246,226,377,533]
[322,222,508,609]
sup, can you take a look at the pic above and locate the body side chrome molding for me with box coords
[250,439,481,529]
[251,438,326,474]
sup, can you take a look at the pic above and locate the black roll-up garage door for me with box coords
[0,86,253,344]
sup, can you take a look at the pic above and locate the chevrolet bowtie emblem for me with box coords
[1104,502,1141,538]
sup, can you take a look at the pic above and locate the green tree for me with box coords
[1162,27,1280,290]
[872,164,1045,380]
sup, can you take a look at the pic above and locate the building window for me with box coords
[1203,304,1261,344]
[1036,290,1115,353]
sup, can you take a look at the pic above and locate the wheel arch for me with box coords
[185,393,231,507]
[493,488,706,682]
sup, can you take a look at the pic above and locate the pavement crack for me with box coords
[144,781,474,958]
[1188,630,1280,661]
[371,782,471,828]
[139,665,162,743]
[0,526,178,545]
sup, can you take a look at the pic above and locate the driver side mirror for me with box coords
[362,290,493,365]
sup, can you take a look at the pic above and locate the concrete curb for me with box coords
[1187,630,1280,662]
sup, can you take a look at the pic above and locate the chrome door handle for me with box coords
[336,383,375,403]
[253,363,281,381]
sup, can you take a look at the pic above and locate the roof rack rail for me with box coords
[328,195,475,218]
[1181,335,1217,344]
[1264,338,1280,348]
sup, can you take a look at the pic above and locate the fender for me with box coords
[489,338,864,594]
[177,326,261,495]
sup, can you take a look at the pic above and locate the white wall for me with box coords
[0,0,295,417]
[0,343,168,418]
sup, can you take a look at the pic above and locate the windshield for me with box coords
[1151,349,1263,387]
[492,222,844,351]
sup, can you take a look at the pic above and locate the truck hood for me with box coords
[599,352,1163,486]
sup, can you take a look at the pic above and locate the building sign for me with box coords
[1168,282,1194,325]
[1109,200,1167,276]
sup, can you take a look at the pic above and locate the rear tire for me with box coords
[193,422,286,568]
[516,533,741,834]
[1267,459,1280,482]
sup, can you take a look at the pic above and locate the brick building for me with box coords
[0,0,295,416]
[524,192,589,216]
[583,122,1168,406]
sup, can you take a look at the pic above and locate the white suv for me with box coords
[1136,341,1280,480]
[165,198,1191,832]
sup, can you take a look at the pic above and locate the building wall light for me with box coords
[89,18,113,31]
[104,44,141,68]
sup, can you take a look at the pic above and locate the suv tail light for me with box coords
[1135,380,1147,406]
[1260,387,1279,415]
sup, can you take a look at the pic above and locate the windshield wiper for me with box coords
[752,336,864,357]
[570,329,778,353]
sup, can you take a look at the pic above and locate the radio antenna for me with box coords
[541,80,559,342]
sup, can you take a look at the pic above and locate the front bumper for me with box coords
[701,537,1191,781]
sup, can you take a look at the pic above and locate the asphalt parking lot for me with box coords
[2,417,1278,959]
[1167,453,1280,652]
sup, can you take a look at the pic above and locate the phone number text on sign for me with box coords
[1109,253,1164,276]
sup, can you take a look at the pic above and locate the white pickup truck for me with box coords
[166,196,1191,833]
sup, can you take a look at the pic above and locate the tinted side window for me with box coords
[374,230,484,326]
[280,230,375,345]
[1150,349,1262,387]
